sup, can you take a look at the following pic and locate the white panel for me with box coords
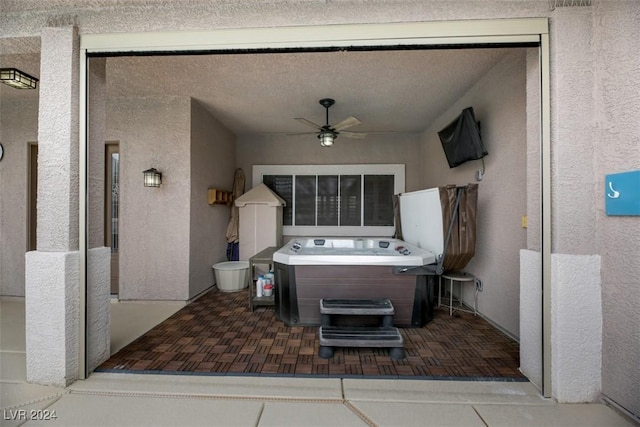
[398,187,444,257]
[87,247,110,372]
[239,205,256,261]
[520,249,542,391]
[80,19,546,52]
[239,205,282,260]
[25,251,79,386]
[551,253,602,403]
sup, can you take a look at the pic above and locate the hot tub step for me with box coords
[319,326,403,346]
[318,326,404,360]
[320,298,395,315]
[320,298,395,327]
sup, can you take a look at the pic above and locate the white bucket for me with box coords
[213,261,249,292]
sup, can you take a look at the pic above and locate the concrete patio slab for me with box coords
[0,396,63,427]
[258,401,368,427]
[0,382,65,411]
[343,378,550,405]
[474,403,637,427]
[69,372,344,400]
[351,401,486,427]
[21,393,263,427]
[0,352,26,382]
[0,300,26,352]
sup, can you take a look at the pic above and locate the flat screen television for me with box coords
[437,107,488,168]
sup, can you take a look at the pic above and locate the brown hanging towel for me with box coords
[439,183,478,272]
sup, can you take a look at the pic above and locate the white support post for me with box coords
[25,26,81,387]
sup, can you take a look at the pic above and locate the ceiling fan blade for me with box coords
[295,117,322,130]
[339,131,367,139]
[332,116,362,131]
[286,132,318,136]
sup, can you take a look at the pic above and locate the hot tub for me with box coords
[273,238,437,327]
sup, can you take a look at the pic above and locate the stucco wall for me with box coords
[25,250,79,386]
[526,49,542,252]
[87,58,107,249]
[0,96,38,296]
[107,96,191,300]
[0,1,550,37]
[189,99,237,299]
[421,50,528,338]
[2,0,639,416]
[550,8,597,256]
[591,1,640,416]
[37,26,80,252]
[237,132,423,193]
[551,253,602,402]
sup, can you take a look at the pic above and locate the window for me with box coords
[254,164,404,236]
[105,144,120,253]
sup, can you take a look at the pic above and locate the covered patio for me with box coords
[97,288,523,380]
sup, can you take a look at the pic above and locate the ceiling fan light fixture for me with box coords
[294,98,364,144]
[319,130,335,147]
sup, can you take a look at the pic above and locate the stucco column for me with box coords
[522,9,603,402]
[547,8,602,402]
[25,26,81,386]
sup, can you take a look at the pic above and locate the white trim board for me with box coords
[80,19,547,52]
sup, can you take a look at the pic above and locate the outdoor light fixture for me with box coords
[318,130,335,147]
[0,68,39,89]
[143,168,162,187]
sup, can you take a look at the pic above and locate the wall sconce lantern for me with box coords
[318,130,335,147]
[0,68,39,89]
[143,168,162,187]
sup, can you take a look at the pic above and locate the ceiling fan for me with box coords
[292,98,367,146]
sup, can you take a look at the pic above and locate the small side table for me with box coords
[248,246,277,312]
[438,271,478,316]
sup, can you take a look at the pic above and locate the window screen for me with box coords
[317,175,338,226]
[364,175,394,226]
[340,175,361,226]
[263,172,394,228]
[295,175,316,226]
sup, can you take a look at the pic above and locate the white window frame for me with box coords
[253,164,404,237]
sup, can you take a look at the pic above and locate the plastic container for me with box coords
[263,284,273,297]
[256,275,264,297]
[213,261,249,292]
[265,271,275,286]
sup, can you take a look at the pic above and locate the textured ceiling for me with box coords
[106,48,513,135]
[2,46,517,135]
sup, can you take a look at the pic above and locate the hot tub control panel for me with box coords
[395,245,412,255]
